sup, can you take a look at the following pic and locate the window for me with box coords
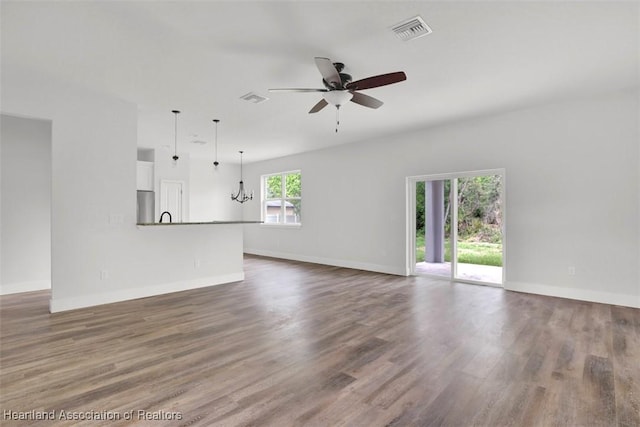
[262,171,301,225]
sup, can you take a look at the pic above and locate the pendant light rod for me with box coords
[171,110,180,162]
[213,119,220,167]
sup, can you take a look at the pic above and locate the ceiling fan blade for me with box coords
[314,57,342,88]
[346,71,407,91]
[269,88,327,93]
[308,99,328,114]
[350,92,384,109]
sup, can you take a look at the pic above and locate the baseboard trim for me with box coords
[244,248,405,276]
[505,281,640,308]
[49,272,244,313]
[0,280,51,295]
[243,251,639,307]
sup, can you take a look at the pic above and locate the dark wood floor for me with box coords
[1,255,639,426]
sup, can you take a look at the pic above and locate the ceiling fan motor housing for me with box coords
[322,72,353,90]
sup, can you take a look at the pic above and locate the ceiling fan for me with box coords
[269,57,407,131]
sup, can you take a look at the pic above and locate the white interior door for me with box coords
[160,180,184,223]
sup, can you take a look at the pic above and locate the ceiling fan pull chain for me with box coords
[336,105,340,133]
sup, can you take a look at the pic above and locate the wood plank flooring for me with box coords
[1,255,639,426]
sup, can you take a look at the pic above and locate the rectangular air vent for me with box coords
[240,92,269,104]
[391,16,432,41]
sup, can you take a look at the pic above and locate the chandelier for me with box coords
[231,150,253,203]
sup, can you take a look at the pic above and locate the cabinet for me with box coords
[136,161,154,191]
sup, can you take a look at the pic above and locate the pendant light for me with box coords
[231,150,253,203]
[171,110,180,162]
[212,119,220,168]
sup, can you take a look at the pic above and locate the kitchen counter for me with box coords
[137,221,263,226]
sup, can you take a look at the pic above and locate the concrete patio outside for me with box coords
[415,261,503,285]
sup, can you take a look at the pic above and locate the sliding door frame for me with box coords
[406,168,506,287]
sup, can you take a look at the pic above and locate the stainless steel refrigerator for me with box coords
[136,190,155,223]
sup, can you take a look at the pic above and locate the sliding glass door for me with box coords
[453,175,503,284]
[410,170,504,286]
[415,180,452,278]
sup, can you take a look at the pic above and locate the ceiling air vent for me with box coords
[391,16,432,41]
[240,92,269,104]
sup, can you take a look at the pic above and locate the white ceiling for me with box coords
[2,1,638,164]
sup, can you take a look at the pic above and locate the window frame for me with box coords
[261,169,302,227]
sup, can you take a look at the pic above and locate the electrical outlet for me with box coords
[100,270,109,280]
[568,266,576,276]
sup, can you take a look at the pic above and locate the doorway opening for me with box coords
[160,179,186,223]
[407,169,505,286]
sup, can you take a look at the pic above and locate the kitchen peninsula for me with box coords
[49,221,262,312]
[137,220,262,226]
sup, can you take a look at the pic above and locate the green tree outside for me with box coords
[266,172,301,218]
[417,175,502,266]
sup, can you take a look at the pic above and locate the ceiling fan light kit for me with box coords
[269,57,407,132]
[322,90,353,107]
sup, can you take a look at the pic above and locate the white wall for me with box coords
[190,158,243,221]
[1,68,245,312]
[0,114,52,294]
[243,90,640,308]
